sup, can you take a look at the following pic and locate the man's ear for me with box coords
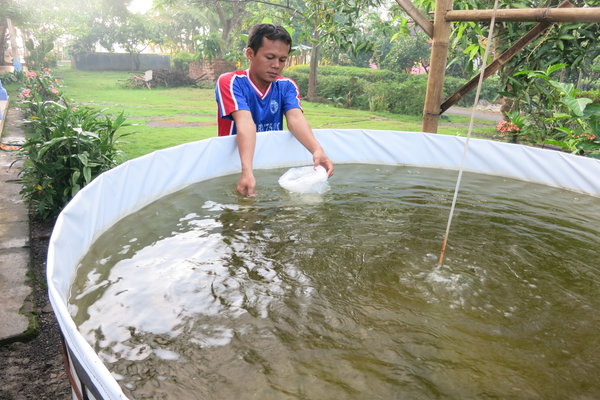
[245,47,254,61]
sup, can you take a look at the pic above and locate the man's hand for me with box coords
[236,170,256,197]
[312,148,334,177]
[285,109,334,177]
[232,110,257,197]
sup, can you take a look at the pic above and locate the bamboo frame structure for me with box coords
[394,0,600,133]
[440,0,574,113]
[422,0,453,133]
[446,7,600,22]
[394,0,433,37]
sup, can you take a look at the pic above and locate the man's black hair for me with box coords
[247,24,292,54]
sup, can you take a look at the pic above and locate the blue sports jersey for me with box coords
[215,69,302,136]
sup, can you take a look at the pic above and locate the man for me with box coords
[215,24,334,197]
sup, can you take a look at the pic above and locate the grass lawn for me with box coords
[53,66,497,160]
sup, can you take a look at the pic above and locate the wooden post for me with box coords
[422,0,453,133]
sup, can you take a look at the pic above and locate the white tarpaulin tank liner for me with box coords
[47,129,600,399]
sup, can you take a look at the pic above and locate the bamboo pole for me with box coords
[422,0,453,133]
[394,0,434,38]
[441,0,574,113]
[446,7,600,22]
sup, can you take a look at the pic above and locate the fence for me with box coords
[71,53,170,71]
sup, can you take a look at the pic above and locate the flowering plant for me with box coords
[496,120,521,136]
[496,111,526,143]
[18,68,65,116]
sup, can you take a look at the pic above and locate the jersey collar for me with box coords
[246,69,272,99]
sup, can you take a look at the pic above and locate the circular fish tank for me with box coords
[47,130,600,399]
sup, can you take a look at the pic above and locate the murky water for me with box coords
[69,164,600,400]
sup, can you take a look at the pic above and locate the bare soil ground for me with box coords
[0,217,71,400]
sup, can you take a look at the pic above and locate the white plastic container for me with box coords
[278,165,329,194]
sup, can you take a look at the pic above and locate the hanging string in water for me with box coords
[438,0,500,267]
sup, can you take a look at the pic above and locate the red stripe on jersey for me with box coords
[217,71,246,117]
[217,106,234,136]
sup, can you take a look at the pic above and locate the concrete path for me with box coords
[445,105,503,122]
[0,101,33,344]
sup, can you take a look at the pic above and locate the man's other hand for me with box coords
[237,171,257,197]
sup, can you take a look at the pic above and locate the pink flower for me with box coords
[410,65,427,75]
[71,107,78,111]
[19,89,32,98]
[496,120,520,134]
[26,72,38,79]
[50,86,59,95]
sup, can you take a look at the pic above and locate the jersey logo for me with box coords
[270,100,279,114]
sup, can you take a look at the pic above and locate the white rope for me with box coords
[437,0,501,267]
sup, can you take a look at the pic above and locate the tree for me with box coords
[157,0,248,57]
[152,1,212,53]
[109,14,162,70]
[239,0,384,99]
[380,30,431,73]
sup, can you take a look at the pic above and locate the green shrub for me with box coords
[172,51,194,72]
[366,81,402,113]
[287,64,400,83]
[19,102,129,220]
[316,75,369,108]
[285,64,501,115]
[0,70,24,84]
[578,89,600,103]
[18,69,65,116]
[364,76,427,116]
[579,77,600,91]
[444,75,501,107]
[25,38,58,69]
[392,75,428,115]
[285,65,408,109]
[16,69,130,220]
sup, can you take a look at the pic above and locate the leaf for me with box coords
[71,170,81,186]
[548,81,575,97]
[561,97,592,117]
[588,117,600,136]
[555,127,574,135]
[546,63,567,76]
[71,184,81,198]
[514,70,538,77]
[83,167,92,184]
[544,139,569,149]
[497,91,515,98]
[77,153,89,166]
[552,112,572,119]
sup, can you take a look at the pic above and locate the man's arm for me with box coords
[232,110,257,196]
[285,108,334,176]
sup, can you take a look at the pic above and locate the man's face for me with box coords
[247,37,290,90]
